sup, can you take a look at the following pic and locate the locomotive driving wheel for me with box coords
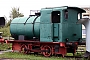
[21,44,28,54]
[42,45,52,57]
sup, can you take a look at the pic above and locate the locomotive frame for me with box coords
[5,39,78,57]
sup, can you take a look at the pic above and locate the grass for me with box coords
[0,43,12,51]
[0,52,88,60]
[0,52,67,60]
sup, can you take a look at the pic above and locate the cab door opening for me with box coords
[51,11,60,42]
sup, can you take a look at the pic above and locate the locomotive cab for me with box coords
[62,7,86,42]
[40,6,86,42]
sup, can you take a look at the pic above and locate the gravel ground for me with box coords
[0,50,12,54]
[0,50,14,60]
[0,58,25,60]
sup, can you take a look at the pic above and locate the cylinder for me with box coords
[10,16,40,40]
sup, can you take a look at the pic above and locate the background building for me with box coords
[82,7,90,38]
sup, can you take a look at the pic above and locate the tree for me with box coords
[5,7,24,27]
[5,19,12,27]
[9,7,24,19]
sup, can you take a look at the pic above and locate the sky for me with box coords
[0,0,90,21]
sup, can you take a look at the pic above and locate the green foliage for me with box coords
[0,27,11,37]
[5,7,24,27]
[5,20,12,27]
[9,7,24,19]
[0,7,24,36]
[0,43,12,51]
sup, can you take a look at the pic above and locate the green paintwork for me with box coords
[10,16,40,39]
[40,6,85,42]
[40,9,53,42]
[62,9,82,42]
[10,6,86,42]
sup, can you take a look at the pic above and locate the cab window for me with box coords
[64,10,68,19]
[51,11,60,23]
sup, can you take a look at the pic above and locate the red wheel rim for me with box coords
[42,45,52,57]
[21,44,28,54]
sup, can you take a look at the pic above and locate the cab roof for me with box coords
[43,6,86,13]
[66,6,86,13]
